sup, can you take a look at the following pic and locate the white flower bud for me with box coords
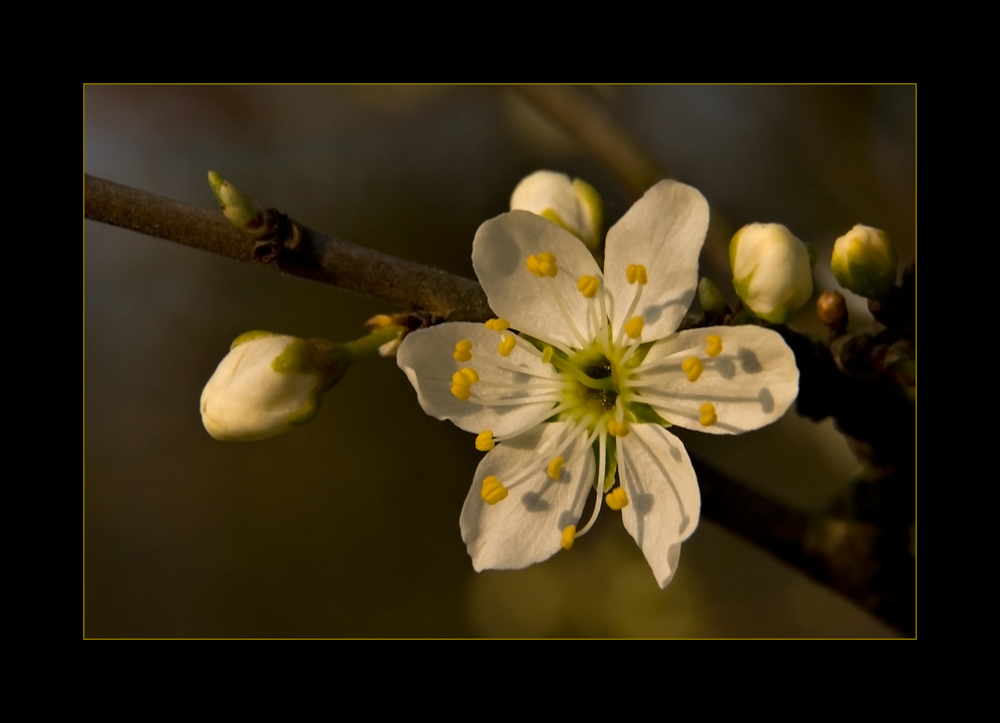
[510,170,603,249]
[200,332,324,441]
[730,223,813,324]
[831,224,897,299]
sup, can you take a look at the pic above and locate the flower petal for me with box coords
[618,424,699,588]
[461,422,594,572]
[472,210,603,350]
[396,322,563,437]
[604,180,709,341]
[633,326,799,435]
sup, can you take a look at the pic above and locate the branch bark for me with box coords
[85,174,913,635]
[85,174,492,322]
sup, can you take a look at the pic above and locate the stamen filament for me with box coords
[493,402,578,442]
[545,278,588,348]
[597,290,612,357]
[576,430,608,537]
[473,379,564,392]
[615,283,644,347]
[504,416,594,492]
[465,395,563,407]
[548,354,616,391]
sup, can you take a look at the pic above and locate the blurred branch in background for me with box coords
[84,170,915,635]
[514,86,738,282]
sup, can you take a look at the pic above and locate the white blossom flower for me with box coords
[201,332,324,441]
[397,181,800,587]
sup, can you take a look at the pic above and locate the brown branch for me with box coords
[85,174,912,636]
[85,174,492,322]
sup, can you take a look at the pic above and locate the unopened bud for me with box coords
[510,170,603,250]
[831,224,898,299]
[200,332,345,441]
[207,171,264,232]
[730,223,814,324]
[698,277,727,314]
[816,290,848,329]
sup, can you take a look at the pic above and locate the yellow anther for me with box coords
[453,339,473,362]
[561,525,576,551]
[485,318,510,331]
[547,456,564,480]
[682,357,704,382]
[626,264,648,285]
[536,252,558,277]
[605,487,629,511]
[480,475,508,505]
[577,275,600,299]
[498,334,516,357]
[526,255,542,277]
[541,346,554,364]
[451,368,479,401]
[475,430,495,452]
[607,420,630,437]
[624,316,644,339]
[705,334,723,357]
[699,402,717,427]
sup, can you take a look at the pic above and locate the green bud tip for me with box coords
[207,170,261,230]
[831,224,898,299]
[698,277,727,314]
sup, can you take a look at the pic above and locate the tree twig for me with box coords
[85,174,492,322]
[85,174,913,635]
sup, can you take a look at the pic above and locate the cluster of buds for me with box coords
[201,168,903,445]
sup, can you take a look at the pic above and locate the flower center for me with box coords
[556,344,635,431]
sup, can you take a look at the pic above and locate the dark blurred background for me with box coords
[84,85,914,637]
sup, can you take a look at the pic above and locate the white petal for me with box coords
[461,422,594,572]
[396,322,562,437]
[472,211,603,349]
[618,424,700,588]
[633,326,799,435]
[604,180,709,341]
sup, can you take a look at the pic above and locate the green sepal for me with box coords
[540,207,570,233]
[806,242,818,269]
[231,330,280,350]
[623,341,656,370]
[271,338,316,375]
[732,276,752,309]
[752,301,796,325]
[287,393,322,426]
[729,227,742,273]
[627,402,671,427]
